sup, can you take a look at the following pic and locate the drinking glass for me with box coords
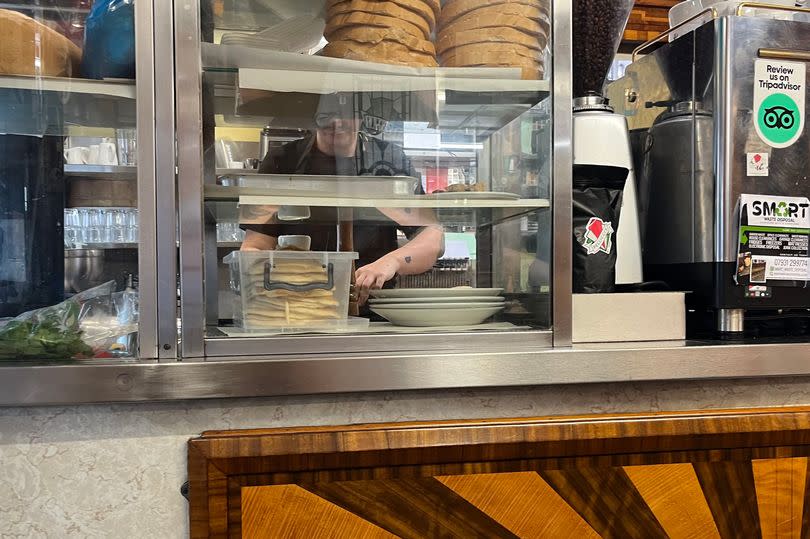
[116,128,137,166]
[104,208,129,243]
[64,208,79,248]
[126,208,139,243]
[78,208,104,244]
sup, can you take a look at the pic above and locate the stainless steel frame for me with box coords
[3,341,810,405]
[551,0,573,346]
[134,0,159,359]
[175,0,207,358]
[154,0,179,359]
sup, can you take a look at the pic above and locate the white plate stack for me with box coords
[369,287,505,327]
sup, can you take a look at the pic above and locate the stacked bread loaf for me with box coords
[241,258,342,327]
[437,0,550,79]
[322,0,440,67]
[0,9,81,77]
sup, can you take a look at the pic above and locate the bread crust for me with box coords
[328,26,436,55]
[325,11,429,40]
[436,26,547,55]
[327,0,437,29]
[323,40,439,66]
[0,9,81,77]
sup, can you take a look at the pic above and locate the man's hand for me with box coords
[355,255,401,304]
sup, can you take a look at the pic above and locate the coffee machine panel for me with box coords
[608,14,810,334]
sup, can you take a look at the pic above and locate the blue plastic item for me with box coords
[82,0,136,80]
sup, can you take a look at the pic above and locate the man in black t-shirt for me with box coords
[241,106,444,304]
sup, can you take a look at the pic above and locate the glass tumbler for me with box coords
[104,208,130,243]
[78,207,104,244]
[64,208,79,248]
[126,208,139,243]
[115,128,137,166]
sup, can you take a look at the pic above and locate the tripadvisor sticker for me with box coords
[754,59,806,149]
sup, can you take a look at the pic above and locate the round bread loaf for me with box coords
[328,26,436,55]
[439,0,549,27]
[328,0,433,35]
[323,40,438,67]
[0,9,81,77]
[440,42,543,63]
[436,26,548,55]
[325,12,429,41]
[438,11,547,37]
[326,0,437,30]
[444,61,544,80]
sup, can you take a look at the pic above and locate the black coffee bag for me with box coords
[572,165,628,293]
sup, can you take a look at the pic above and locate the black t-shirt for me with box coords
[244,134,423,270]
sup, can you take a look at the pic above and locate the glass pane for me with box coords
[0,1,139,362]
[196,0,552,345]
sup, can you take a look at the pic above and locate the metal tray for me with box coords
[217,171,419,199]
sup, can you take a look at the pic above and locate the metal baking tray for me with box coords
[217,171,419,199]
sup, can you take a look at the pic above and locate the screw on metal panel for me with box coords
[625,89,638,103]
[163,344,172,350]
[116,374,133,391]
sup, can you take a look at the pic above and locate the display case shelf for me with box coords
[64,165,137,179]
[0,75,135,99]
[203,44,549,138]
[0,75,136,136]
[204,185,550,209]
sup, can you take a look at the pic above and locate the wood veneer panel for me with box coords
[190,407,810,537]
[437,472,600,539]
[539,467,668,538]
[301,477,518,538]
[753,458,807,539]
[241,485,396,539]
[625,463,720,539]
[694,461,762,539]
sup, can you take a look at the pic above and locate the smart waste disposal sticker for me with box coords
[754,59,806,148]
[736,194,810,286]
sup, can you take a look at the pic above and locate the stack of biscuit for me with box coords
[436,0,551,79]
[241,258,341,328]
[322,0,440,67]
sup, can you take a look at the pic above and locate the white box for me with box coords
[573,292,686,343]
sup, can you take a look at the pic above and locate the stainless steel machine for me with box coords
[608,5,810,334]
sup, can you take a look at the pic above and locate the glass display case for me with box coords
[0,0,169,362]
[174,0,570,358]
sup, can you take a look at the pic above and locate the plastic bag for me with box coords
[0,281,138,360]
[79,286,139,357]
[572,165,627,293]
[82,0,136,80]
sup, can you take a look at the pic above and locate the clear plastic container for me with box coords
[223,250,359,331]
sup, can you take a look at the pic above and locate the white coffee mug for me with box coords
[87,145,101,165]
[64,146,90,164]
[96,142,119,165]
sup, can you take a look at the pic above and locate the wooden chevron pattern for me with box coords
[189,408,810,537]
[237,461,810,538]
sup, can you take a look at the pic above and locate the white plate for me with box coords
[371,305,504,327]
[370,287,503,299]
[426,191,520,200]
[369,296,504,305]
[369,302,501,309]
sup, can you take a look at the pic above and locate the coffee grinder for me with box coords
[608,8,810,336]
[571,0,643,287]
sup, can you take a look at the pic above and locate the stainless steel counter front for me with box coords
[2,340,808,405]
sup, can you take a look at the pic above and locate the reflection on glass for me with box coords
[0,3,139,360]
[203,0,553,337]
